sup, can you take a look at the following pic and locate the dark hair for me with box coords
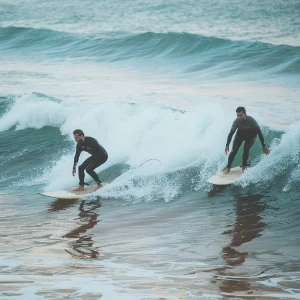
[73,129,84,136]
[236,107,246,114]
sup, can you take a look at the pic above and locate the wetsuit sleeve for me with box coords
[226,120,238,147]
[257,127,265,147]
[226,130,235,147]
[73,145,81,168]
[249,116,265,147]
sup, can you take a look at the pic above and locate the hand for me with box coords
[263,146,270,155]
[72,168,76,176]
[225,146,229,155]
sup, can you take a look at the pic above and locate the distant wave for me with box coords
[1,26,299,75]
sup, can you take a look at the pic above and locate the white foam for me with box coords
[0,93,69,131]
[237,122,300,189]
[5,93,296,199]
[2,94,233,199]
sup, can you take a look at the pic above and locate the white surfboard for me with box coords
[38,185,105,200]
[207,166,245,185]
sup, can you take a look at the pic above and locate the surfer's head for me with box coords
[73,129,85,144]
[236,107,247,120]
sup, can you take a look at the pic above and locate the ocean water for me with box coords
[1,0,300,299]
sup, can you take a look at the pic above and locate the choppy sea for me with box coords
[1,0,300,299]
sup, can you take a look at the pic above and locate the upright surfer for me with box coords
[72,129,108,191]
[223,107,270,174]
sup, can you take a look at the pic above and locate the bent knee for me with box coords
[86,166,95,174]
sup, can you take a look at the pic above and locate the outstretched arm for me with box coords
[257,127,270,155]
[249,116,270,155]
[257,127,265,147]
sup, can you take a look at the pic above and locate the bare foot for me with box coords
[242,166,246,173]
[223,168,230,174]
[73,185,84,191]
[95,183,103,191]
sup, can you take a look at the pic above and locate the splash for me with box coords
[2,93,297,201]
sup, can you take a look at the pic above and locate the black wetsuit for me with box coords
[226,116,265,168]
[73,137,108,185]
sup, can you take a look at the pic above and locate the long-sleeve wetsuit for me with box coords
[73,137,108,185]
[226,116,265,168]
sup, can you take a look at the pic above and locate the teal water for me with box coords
[1,0,300,299]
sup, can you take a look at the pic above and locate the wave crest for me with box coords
[1,27,299,75]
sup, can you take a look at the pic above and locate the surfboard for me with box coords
[38,185,104,200]
[207,166,245,185]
